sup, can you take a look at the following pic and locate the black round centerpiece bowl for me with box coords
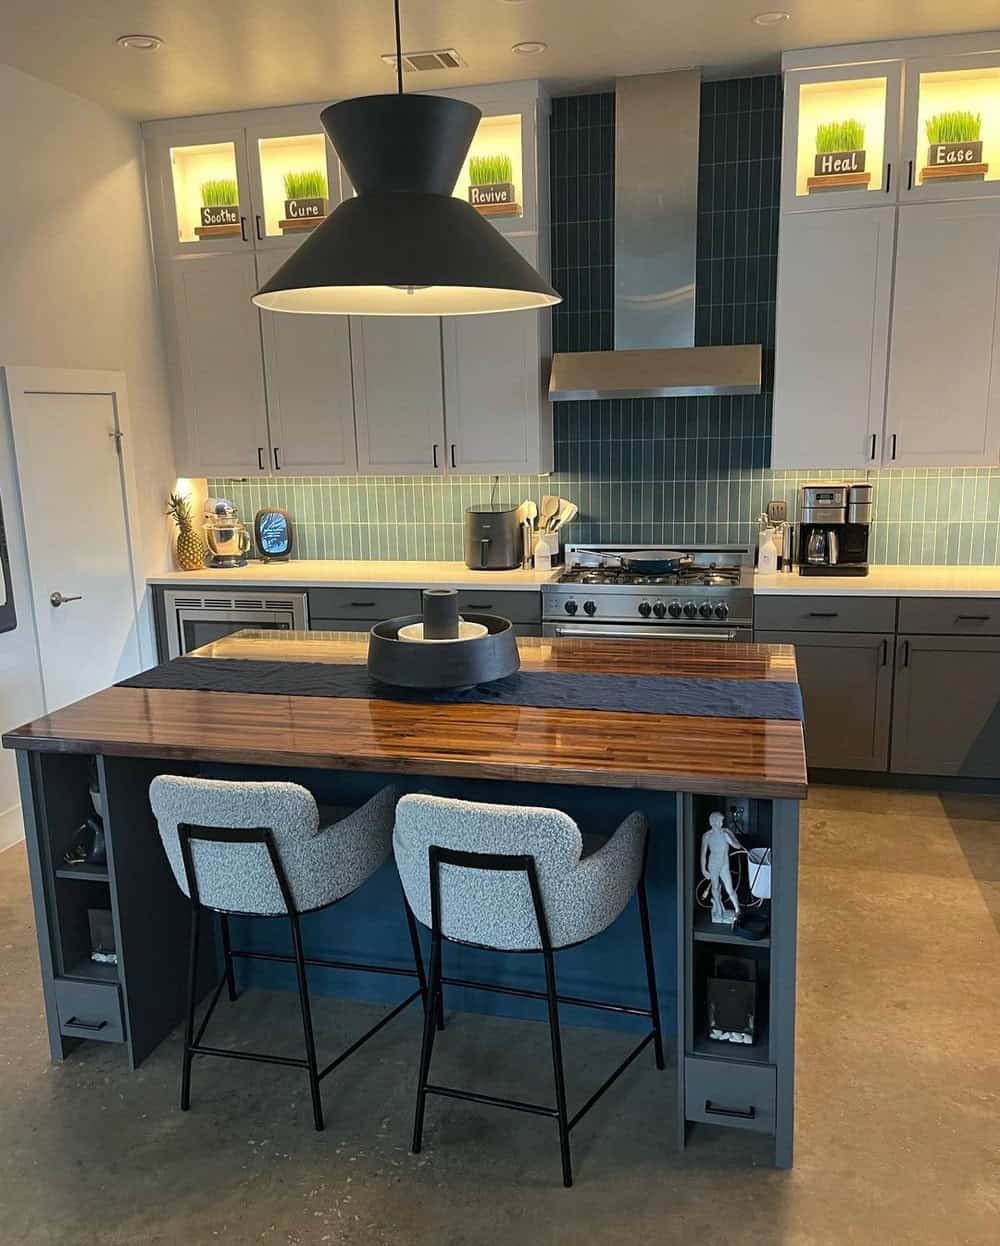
[367,613,520,689]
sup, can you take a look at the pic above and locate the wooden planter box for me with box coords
[923,140,987,182]
[280,197,330,233]
[469,181,520,216]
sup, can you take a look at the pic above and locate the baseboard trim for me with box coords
[0,802,24,853]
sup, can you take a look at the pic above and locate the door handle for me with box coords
[956,614,990,622]
[65,1016,108,1032]
[890,433,897,461]
[907,160,914,191]
[273,446,281,470]
[885,162,891,192]
[900,639,910,667]
[50,592,83,608]
[880,638,888,666]
[255,214,263,241]
[257,446,265,471]
[348,601,376,608]
[240,216,248,242]
[704,1100,756,1120]
[450,443,457,468]
[432,444,439,469]
[807,611,839,618]
[869,433,877,461]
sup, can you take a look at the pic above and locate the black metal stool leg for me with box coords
[289,912,324,1131]
[219,913,238,1002]
[411,929,442,1153]
[542,946,573,1188]
[180,903,201,1112]
[637,876,665,1071]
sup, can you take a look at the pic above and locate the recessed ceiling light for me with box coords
[116,34,163,51]
[512,41,547,55]
[752,11,790,25]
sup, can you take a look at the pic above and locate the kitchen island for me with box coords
[4,631,806,1166]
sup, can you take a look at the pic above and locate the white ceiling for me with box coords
[4,0,1000,120]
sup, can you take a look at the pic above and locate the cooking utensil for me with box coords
[539,495,559,532]
[551,501,578,530]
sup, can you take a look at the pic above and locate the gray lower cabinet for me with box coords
[755,630,894,771]
[890,635,1000,778]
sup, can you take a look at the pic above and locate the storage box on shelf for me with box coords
[143,83,553,480]
[774,32,1000,470]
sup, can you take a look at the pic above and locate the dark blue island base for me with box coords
[14,750,799,1168]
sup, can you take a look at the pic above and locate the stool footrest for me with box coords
[191,1043,309,1069]
[425,1084,558,1118]
[317,989,422,1081]
[232,948,419,980]
[568,1032,654,1130]
[440,973,653,1019]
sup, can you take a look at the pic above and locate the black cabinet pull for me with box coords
[255,214,263,241]
[907,160,914,191]
[66,1016,108,1032]
[465,603,493,610]
[705,1099,756,1120]
[901,639,910,667]
[885,162,891,192]
[890,433,897,461]
[808,611,839,617]
[957,614,990,621]
[450,443,457,468]
[348,601,376,608]
[870,433,877,461]
[257,446,265,471]
[240,216,248,242]
[432,443,439,469]
[880,638,888,666]
[273,446,281,470]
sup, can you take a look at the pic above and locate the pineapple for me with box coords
[167,492,206,571]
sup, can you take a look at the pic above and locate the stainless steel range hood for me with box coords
[549,70,761,401]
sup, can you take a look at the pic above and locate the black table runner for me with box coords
[120,657,803,721]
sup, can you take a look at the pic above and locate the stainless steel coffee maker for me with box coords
[797,483,871,576]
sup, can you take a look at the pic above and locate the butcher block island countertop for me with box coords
[3,631,807,799]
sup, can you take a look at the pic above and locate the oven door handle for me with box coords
[552,625,738,640]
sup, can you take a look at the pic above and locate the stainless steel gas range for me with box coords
[542,545,754,642]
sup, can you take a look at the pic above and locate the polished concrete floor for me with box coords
[0,785,997,1245]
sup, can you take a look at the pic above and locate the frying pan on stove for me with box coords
[609,549,693,574]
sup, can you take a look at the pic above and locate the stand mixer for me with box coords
[203,500,250,568]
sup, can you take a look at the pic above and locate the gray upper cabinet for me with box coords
[756,629,894,771]
[891,635,1000,777]
[884,200,1000,467]
[256,252,357,475]
[350,317,446,475]
[167,252,271,477]
[772,207,895,468]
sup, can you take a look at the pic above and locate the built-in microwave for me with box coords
[161,589,309,659]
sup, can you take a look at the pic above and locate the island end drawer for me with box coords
[454,590,540,625]
[755,595,896,633]
[54,978,125,1043]
[897,598,1000,636]
[308,588,422,620]
[684,1057,776,1134]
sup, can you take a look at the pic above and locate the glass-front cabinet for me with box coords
[245,107,341,249]
[157,124,253,252]
[901,52,1000,201]
[781,63,902,212]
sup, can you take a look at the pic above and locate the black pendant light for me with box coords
[253,0,561,316]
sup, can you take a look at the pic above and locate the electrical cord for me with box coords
[695,844,770,913]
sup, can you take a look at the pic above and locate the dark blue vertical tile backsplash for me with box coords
[212,77,1000,565]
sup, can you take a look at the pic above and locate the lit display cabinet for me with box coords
[158,127,252,252]
[901,53,1000,201]
[781,64,902,212]
[453,112,525,221]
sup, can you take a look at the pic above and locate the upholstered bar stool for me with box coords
[150,776,426,1131]
[393,794,664,1187]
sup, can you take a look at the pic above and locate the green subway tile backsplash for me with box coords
[210,77,1000,567]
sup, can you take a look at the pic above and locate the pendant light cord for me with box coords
[394,0,404,94]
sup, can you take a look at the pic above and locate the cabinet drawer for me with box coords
[454,590,540,625]
[55,978,125,1044]
[754,594,896,633]
[684,1057,776,1134]
[897,598,1000,636]
[308,588,422,620]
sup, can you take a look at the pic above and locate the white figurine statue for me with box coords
[700,811,742,925]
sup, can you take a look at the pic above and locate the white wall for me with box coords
[0,64,176,851]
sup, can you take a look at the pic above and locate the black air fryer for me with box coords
[463,506,522,570]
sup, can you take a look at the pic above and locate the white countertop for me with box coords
[148,560,562,590]
[753,565,1000,597]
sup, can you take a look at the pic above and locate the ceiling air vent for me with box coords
[380,48,466,73]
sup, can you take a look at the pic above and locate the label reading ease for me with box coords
[928,140,984,167]
[469,181,515,207]
[284,197,328,220]
[200,204,240,227]
[813,149,867,176]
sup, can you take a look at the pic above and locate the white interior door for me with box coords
[5,368,146,711]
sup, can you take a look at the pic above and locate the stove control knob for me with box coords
[714,602,730,621]
[652,602,667,618]
[699,602,714,619]
[583,600,597,616]
[683,602,698,619]
[564,599,578,615]
[638,601,652,617]
[668,601,683,619]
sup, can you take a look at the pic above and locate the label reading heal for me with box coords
[813,150,866,176]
